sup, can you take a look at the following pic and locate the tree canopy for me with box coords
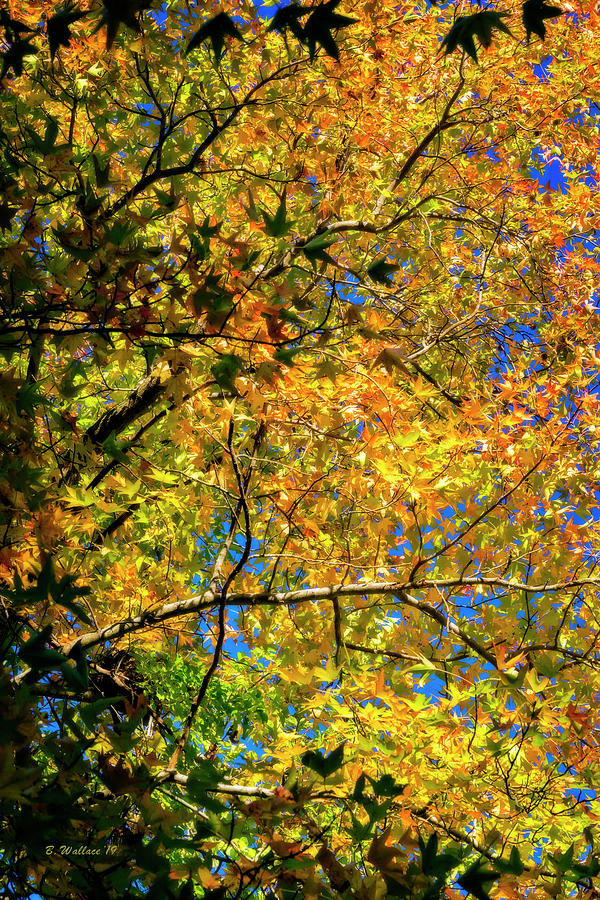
[1,0,599,898]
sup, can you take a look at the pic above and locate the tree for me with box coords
[0,0,598,896]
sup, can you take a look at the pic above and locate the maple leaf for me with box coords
[98,754,147,795]
[457,860,501,900]
[301,741,345,778]
[372,347,408,374]
[262,190,291,237]
[1,38,37,79]
[367,828,405,875]
[211,354,243,391]
[98,0,152,50]
[522,0,564,42]
[268,3,308,42]
[303,0,357,61]
[0,202,17,231]
[0,10,36,38]
[441,11,512,62]
[301,234,337,269]
[367,257,401,284]
[185,13,243,63]
[92,153,111,187]
[47,6,87,60]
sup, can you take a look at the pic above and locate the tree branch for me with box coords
[60,574,600,662]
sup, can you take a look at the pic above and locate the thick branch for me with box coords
[60,575,600,661]
[85,371,171,447]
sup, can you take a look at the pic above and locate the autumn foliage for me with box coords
[1,0,600,897]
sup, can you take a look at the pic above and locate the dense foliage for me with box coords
[1,0,599,897]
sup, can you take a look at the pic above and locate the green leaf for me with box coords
[457,860,500,900]
[43,117,60,154]
[302,0,357,61]
[4,559,91,625]
[301,741,345,778]
[242,190,260,222]
[62,644,89,692]
[533,652,563,677]
[441,12,512,63]
[550,843,574,874]
[92,153,111,187]
[77,183,106,216]
[211,354,243,391]
[19,625,66,670]
[0,202,17,231]
[352,772,366,801]
[47,6,86,60]
[104,220,137,247]
[102,431,130,464]
[419,832,438,875]
[496,846,524,876]
[370,773,405,797]
[273,347,300,367]
[350,811,372,841]
[367,257,401,285]
[186,761,225,798]
[192,274,233,324]
[301,234,337,269]
[52,225,96,260]
[79,696,123,729]
[185,12,243,63]
[262,191,290,237]
[201,888,227,900]
[522,0,563,42]
[60,659,88,692]
[187,763,228,813]
[25,118,59,156]
[198,216,221,239]
[152,181,178,212]
[15,381,48,417]
[283,762,299,796]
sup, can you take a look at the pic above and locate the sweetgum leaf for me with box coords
[303,0,357,61]
[302,234,337,269]
[522,0,564,42]
[301,741,345,777]
[262,191,290,237]
[1,39,37,79]
[367,257,401,284]
[47,6,86,59]
[268,3,308,42]
[457,861,500,900]
[441,11,511,62]
[98,0,151,50]
[186,13,243,62]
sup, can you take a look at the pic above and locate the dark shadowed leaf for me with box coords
[441,11,511,62]
[522,0,564,42]
[268,3,309,41]
[301,741,345,777]
[457,860,501,900]
[98,0,151,50]
[262,191,291,237]
[186,12,243,62]
[47,6,86,59]
[367,257,401,284]
[303,0,357,61]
